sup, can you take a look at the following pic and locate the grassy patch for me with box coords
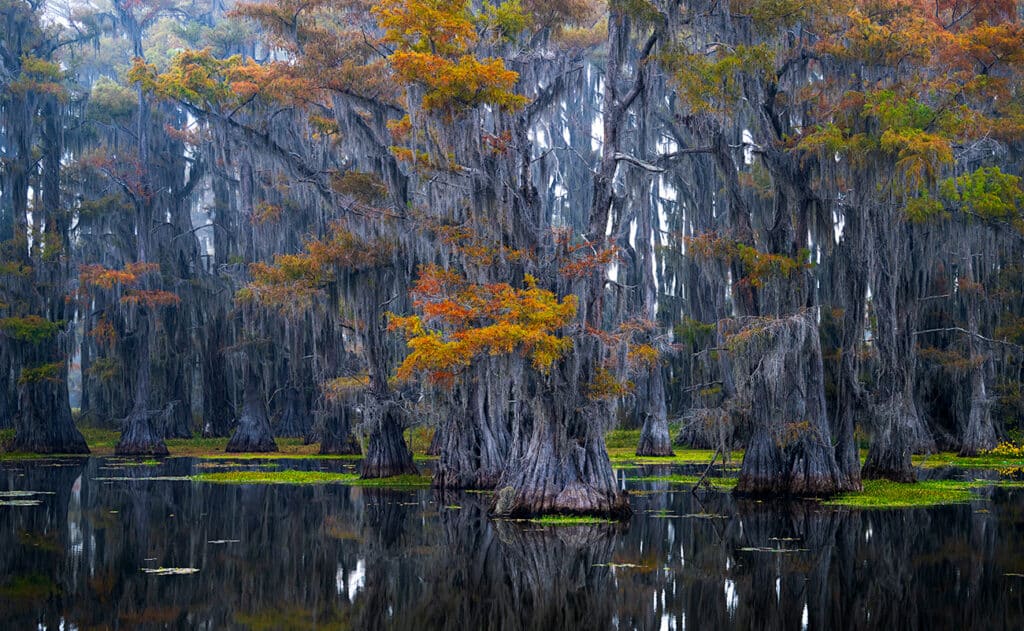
[605,429,642,449]
[822,479,1024,509]
[191,470,432,488]
[628,474,738,490]
[345,474,432,488]
[528,514,615,526]
[193,471,359,485]
[607,446,734,467]
[912,451,1024,470]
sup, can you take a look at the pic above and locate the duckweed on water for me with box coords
[824,479,1024,509]
[192,471,359,485]
[527,515,615,526]
[628,474,738,490]
[191,470,432,487]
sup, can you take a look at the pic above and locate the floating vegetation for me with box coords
[0,499,44,507]
[823,479,1024,509]
[207,539,240,545]
[93,476,192,482]
[0,490,54,498]
[738,547,808,553]
[141,567,200,576]
[191,470,432,488]
[527,515,615,526]
[628,474,738,489]
[347,474,432,488]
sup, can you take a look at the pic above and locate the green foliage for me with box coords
[87,77,137,123]
[18,362,63,385]
[940,167,1024,223]
[0,316,62,344]
[904,190,947,223]
[481,0,530,39]
[674,317,716,346]
[661,44,774,114]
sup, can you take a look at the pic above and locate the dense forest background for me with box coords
[1,0,1022,515]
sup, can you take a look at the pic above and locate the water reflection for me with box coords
[1,458,1023,629]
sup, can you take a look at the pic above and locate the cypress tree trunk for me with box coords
[226,365,278,452]
[319,404,361,455]
[958,246,996,456]
[728,310,848,496]
[492,382,630,518]
[828,209,867,490]
[0,346,15,431]
[10,97,88,455]
[434,361,512,489]
[115,315,169,456]
[862,212,920,482]
[201,307,234,437]
[361,399,417,478]
[636,366,674,456]
[274,385,307,438]
[12,341,88,454]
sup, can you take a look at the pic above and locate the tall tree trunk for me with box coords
[115,314,169,455]
[319,404,361,455]
[434,360,512,489]
[361,398,417,478]
[958,244,996,456]
[492,380,631,518]
[862,213,920,482]
[201,307,234,437]
[12,97,88,454]
[226,363,278,452]
[829,209,867,490]
[636,366,673,456]
[728,310,847,495]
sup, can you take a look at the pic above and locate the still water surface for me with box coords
[2,457,1023,630]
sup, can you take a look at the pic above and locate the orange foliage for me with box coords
[389,266,577,383]
[79,262,160,290]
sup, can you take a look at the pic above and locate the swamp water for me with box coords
[2,457,1024,630]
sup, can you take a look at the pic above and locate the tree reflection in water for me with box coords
[1,459,1023,629]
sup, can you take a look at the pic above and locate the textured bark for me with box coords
[319,404,361,455]
[958,245,997,456]
[226,367,278,453]
[13,361,89,454]
[862,207,923,482]
[635,367,674,457]
[201,307,234,437]
[116,318,169,456]
[274,385,309,438]
[726,310,851,496]
[361,402,417,478]
[827,208,868,491]
[492,388,631,518]
[433,361,512,489]
[862,395,917,482]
